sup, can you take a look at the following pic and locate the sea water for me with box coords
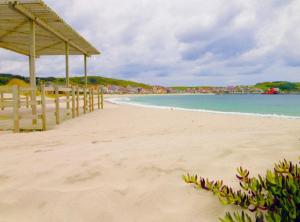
[109,94,300,118]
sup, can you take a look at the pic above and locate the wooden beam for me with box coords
[0,28,61,39]
[0,42,28,55]
[36,41,62,54]
[0,20,28,41]
[9,1,90,56]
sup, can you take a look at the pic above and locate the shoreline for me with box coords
[106,96,300,120]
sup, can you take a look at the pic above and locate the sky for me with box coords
[1,0,300,86]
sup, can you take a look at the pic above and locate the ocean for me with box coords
[109,94,300,118]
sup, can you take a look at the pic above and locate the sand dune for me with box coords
[0,102,300,221]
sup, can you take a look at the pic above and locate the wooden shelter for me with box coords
[0,0,102,132]
[0,0,100,87]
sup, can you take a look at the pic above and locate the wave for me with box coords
[106,97,300,120]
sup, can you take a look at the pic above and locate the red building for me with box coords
[263,87,280,94]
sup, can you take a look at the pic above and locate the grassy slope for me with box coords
[1,74,300,92]
[0,74,152,89]
[254,81,300,92]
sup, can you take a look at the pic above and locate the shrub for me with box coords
[183,159,300,222]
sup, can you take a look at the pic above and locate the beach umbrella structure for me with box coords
[0,0,101,131]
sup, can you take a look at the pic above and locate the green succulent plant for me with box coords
[183,159,300,222]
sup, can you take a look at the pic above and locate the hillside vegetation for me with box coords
[1,74,300,93]
[255,81,300,92]
[0,73,152,89]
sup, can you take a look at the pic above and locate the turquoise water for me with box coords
[114,94,300,118]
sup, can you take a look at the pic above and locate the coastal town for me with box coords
[102,84,278,95]
[1,73,297,95]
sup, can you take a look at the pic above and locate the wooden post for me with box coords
[29,19,37,125]
[89,89,92,112]
[25,94,29,108]
[65,42,70,110]
[65,42,70,87]
[66,91,70,111]
[76,87,80,116]
[83,87,87,114]
[91,88,94,112]
[12,86,20,133]
[41,84,47,131]
[97,87,100,109]
[0,92,4,110]
[71,87,75,118]
[55,86,60,124]
[101,87,104,109]
[84,55,87,88]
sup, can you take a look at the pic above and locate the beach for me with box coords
[0,102,300,222]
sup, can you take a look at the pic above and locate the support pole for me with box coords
[65,42,70,110]
[65,42,70,87]
[41,84,47,131]
[29,19,37,125]
[84,55,88,88]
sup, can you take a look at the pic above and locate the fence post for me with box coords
[31,87,37,125]
[12,86,20,133]
[91,88,94,112]
[41,84,47,131]
[0,92,4,111]
[71,86,75,118]
[89,89,92,112]
[25,94,29,108]
[76,87,80,116]
[66,91,70,110]
[97,87,100,109]
[101,87,104,109]
[55,86,60,124]
[83,87,87,114]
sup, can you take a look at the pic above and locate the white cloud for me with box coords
[0,0,300,86]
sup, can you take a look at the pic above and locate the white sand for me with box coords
[0,102,300,222]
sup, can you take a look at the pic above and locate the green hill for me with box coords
[0,73,152,89]
[255,81,300,92]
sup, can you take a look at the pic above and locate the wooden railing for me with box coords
[0,85,104,132]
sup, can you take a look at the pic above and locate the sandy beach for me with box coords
[0,102,300,222]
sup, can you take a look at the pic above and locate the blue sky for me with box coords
[1,0,300,86]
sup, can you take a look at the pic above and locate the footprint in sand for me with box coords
[0,175,9,182]
[91,140,112,144]
[34,149,53,153]
[64,170,101,184]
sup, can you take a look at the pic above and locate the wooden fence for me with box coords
[0,85,104,132]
